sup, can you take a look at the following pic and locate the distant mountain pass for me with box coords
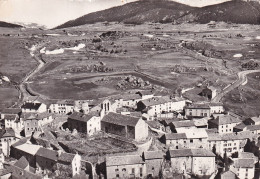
[56,0,260,29]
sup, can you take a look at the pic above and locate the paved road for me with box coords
[212,70,260,103]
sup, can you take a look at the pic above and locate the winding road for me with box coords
[212,70,260,103]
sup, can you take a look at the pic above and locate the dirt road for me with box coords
[212,69,260,103]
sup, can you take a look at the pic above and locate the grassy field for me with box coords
[223,72,260,117]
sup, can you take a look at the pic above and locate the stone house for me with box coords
[21,102,47,113]
[35,147,58,175]
[184,104,211,119]
[67,111,101,136]
[101,112,149,142]
[208,114,241,134]
[170,120,196,132]
[230,158,255,179]
[244,116,260,125]
[167,149,215,176]
[209,103,225,114]
[0,128,19,157]
[57,152,81,177]
[143,151,164,178]
[0,108,22,120]
[49,100,75,114]
[137,96,186,117]
[106,153,146,179]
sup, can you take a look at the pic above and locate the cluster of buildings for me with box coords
[0,87,260,179]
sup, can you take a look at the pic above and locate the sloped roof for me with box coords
[233,158,255,168]
[209,115,241,125]
[193,118,208,127]
[3,114,18,121]
[234,122,247,130]
[178,128,208,139]
[14,156,29,170]
[207,131,255,141]
[106,153,144,166]
[5,164,41,179]
[185,104,210,109]
[171,120,195,128]
[165,133,187,140]
[168,149,215,158]
[1,108,21,115]
[143,151,164,160]
[14,144,41,155]
[35,112,53,120]
[250,116,260,123]
[246,125,260,131]
[140,96,173,107]
[36,147,58,161]
[137,90,154,96]
[220,170,236,178]
[58,152,75,163]
[1,128,15,138]
[102,112,140,127]
[239,152,256,159]
[68,112,96,123]
[21,103,42,110]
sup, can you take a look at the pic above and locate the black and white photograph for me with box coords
[0,0,260,178]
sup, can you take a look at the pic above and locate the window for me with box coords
[201,113,203,116]
[116,174,119,178]
[199,138,202,141]
[189,112,192,116]
[140,167,143,177]
[122,168,126,172]
[115,169,119,172]
[132,168,135,174]
[190,139,193,143]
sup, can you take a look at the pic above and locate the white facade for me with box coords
[5,119,24,135]
[86,116,101,136]
[49,103,74,114]
[148,100,186,116]
[218,123,240,134]
[210,105,225,114]
[72,154,81,176]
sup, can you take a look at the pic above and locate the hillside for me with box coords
[56,0,195,29]
[180,0,260,24]
[0,21,22,28]
[56,0,260,29]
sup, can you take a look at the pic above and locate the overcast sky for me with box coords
[0,0,230,28]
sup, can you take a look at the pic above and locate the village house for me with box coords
[35,147,58,175]
[11,143,41,168]
[101,112,149,142]
[49,100,75,114]
[1,108,22,120]
[193,117,209,128]
[106,153,146,179]
[142,151,164,178]
[137,96,186,117]
[207,131,255,157]
[170,120,196,132]
[167,149,215,176]
[245,125,260,134]
[13,156,34,173]
[4,163,42,179]
[161,128,208,149]
[24,115,41,137]
[244,116,260,125]
[220,170,236,179]
[184,104,211,119]
[230,158,255,179]
[67,111,101,136]
[0,128,19,157]
[160,118,181,132]
[136,90,154,100]
[209,103,225,114]
[201,86,217,100]
[4,114,24,136]
[208,114,241,134]
[111,93,142,109]
[57,152,81,177]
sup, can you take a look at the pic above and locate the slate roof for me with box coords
[185,104,210,109]
[234,122,247,130]
[210,115,241,125]
[140,96,173,107]
[58,152,75,163]
[143,151,164,160]
[1,108,21,115]
[164,133,187,140]
[68,112,96,123]
[220,170,236,178]
[14,143,41,155]
[246,125,260,131]
[3,114,18,121]
[207,131,255,141]
[1,128,15,138]
[239,152,256,159]
[5,164,41,179]
[21,103,42,110]
[36,147,58,161]
[233,158,255,168]
[168,149,215,158]
[102,112,140,127]
[106,154,144,166]
[14,156,29,170]
[171,120,195,128]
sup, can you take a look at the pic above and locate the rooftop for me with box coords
[209,115,241,125]
[164,133,187,140]
[168,149,215,158]
[250,116,260,123]
[143,151,164,160]
[14,143,41,155]
[68,112,97,123]
[14,156,29,170]
[185,103,210,109]
[58,152,75,163]
[140,96,179,107]
[171,120,195,128]
[36,147,58,161]
[177,128,208,139]
[102,112,140,127]
[246,124,260,131]
[233,158,255,168]
[21,103,42,110]
[1,108,21,115]
[106,153,144,166]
